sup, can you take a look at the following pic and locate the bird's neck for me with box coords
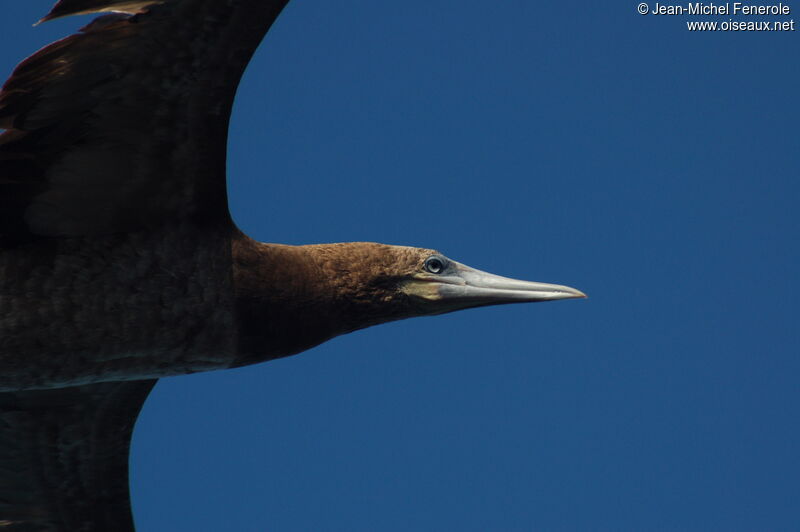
[229,236,400,367]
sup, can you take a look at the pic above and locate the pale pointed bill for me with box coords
[435,261,586,304]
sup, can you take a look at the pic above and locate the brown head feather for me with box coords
[232,235,437,366]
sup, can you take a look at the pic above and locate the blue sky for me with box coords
[2,2,798,530]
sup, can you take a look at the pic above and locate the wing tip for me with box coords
[36,1,165,25]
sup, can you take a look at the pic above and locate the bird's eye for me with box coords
[424,256,446,274]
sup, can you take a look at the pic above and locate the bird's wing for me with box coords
[0,0,290,245]
[0,379,156,531]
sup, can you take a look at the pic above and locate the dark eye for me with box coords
[424,255,446,274]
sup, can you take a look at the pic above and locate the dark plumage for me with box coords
[0,1,585,530]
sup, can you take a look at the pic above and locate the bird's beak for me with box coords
[403,260,586,313]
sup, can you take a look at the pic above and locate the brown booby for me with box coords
[0,1,585,530]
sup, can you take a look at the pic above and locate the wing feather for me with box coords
[0,0,290,245]
[0,379,156,531]
[38,1,165,23]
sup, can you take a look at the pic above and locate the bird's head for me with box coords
[232,239,585,363]
[308,242,586,323]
